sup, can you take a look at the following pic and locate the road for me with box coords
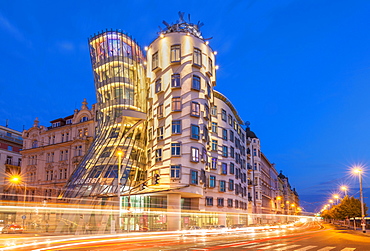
[0,222,369,251]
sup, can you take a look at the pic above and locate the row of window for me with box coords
[45,146,83,163]
[51,117,86,128]
[152,46,213,73]
[154,74,212,97]
[45,128,88,146]
[45,168,68,181]
[205,197,248,209]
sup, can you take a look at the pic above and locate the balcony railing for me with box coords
[0,133,22,144]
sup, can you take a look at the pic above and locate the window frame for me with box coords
[170,44,181,63]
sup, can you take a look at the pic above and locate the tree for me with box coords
[322,196,368,220]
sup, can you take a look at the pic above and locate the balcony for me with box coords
[0,133,22,145]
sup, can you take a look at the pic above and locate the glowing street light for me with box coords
[341,186,348,196]
[8,174,27,228]
[353,167,366,233]
[333,194,340,204]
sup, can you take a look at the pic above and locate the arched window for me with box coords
[32,140,38,148]
[80,116,88,122]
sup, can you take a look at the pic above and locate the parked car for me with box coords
[1,224,24,234]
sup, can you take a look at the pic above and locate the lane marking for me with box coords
[340,248,356,251]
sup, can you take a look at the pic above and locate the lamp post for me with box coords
[353,168,366,233]
[333,194,339,205]
[117,150,123,232]
[286,201,290,215]
[341,186,348,197]
[9,175,27,228]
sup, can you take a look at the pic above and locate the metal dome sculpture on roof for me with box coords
[160,11,205,39]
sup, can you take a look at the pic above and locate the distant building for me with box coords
[21,100,95,204]
[0,125,23,202]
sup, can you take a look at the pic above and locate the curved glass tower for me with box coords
[62,30,147,199]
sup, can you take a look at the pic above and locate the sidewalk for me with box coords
[324,222,370,237]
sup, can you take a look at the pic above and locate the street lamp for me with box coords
[341,186,348,197]
[353,167,366,233]
[9,174,27,228]
[286,201,290,215]
[333,194,339,205]
[117,150,123,232]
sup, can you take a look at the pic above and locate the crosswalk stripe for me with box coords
[275,245,301,250]
[317,247,336,251]
[340,248,356,251]
[256,243,288,249]
[294,246,317,251]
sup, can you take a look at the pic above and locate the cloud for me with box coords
[56,41,75,52]
[0,13,25,42]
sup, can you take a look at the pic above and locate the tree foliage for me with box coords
[321,196,368,220]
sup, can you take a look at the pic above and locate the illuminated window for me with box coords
[152,51,159,70]
[171,45,181,62]
[172,97,181,111]
[191,102,200,116]
[171,74,181,88]
[193,48,202,66]
[192,75,201,90]
[191,147,199,162]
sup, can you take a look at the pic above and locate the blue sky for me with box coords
[1,0,369,213]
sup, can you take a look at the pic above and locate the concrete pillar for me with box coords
[167,193,181,231]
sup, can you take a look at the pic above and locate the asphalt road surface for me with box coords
[0,222,369,251]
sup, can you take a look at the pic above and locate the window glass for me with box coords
[171,165,181,178]
[171,74,181,88]
[171,143,181,156]
[193,48,202,66]
[192,75,201,90]
[172,97,181,111]
[152,51,159,70]
[191,102,200,116]
[172,120,181,134]
[191,147,199,162]
[171,45,181,62]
